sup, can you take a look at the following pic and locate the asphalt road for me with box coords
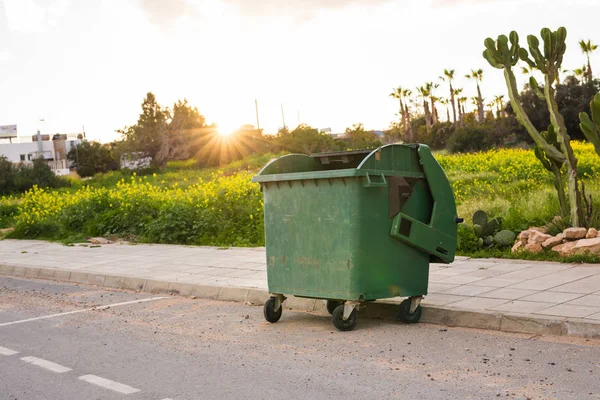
[1,276,600,400]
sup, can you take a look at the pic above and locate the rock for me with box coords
[542,235,563,249]
[0,227,14,236]
[529,226,549,234]
[586,228,598,239]
[88,237,111,245]
[563,227,587,240]
[524,243,543,254]
[511,241,524,253]
[517,230,530,245]
[569,238,600,256]
[528,231,553,245]
[552,241,578,256]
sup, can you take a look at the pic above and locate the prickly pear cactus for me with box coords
[483,236,495,247]
[482,218,502,237]
[473,224,483,237]
[579,93,600,157]
[494,230,517,247]
[472,210,488,228]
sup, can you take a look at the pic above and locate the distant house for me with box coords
[0,133,82,176]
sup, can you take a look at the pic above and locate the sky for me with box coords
[1,0,599,142]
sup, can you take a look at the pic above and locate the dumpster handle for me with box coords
[363,173,387,188]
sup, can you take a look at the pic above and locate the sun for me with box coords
[217,122,239,137]
[218,129,234,137]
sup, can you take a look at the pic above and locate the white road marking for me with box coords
[0,346,18,356]
[20,356,72,373]
[79,374,141,394]
[0,297,168,328]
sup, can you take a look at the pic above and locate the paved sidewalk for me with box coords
[1,239,600,337]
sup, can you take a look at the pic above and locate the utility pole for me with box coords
[281,103,286,130]
[255,99,260,131]
[297,109,300,127]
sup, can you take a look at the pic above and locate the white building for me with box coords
[0,133,82,176]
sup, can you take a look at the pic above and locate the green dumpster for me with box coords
[252,144,461,331]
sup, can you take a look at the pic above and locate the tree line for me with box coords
[68,93,388,177]
[386,38,599,154]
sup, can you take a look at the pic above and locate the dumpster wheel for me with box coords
[397,297,423,324]
[264,296,283,323]
[332,304,358,331]
[326,300,344,315]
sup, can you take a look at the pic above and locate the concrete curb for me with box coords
[2,264,600,339]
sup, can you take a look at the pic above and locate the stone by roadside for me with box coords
[514,227,600,256]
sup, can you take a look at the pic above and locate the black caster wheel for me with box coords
[264,297,282,323]
[331,304,358,332]
[326,300,344,315]
[398,298,422,324]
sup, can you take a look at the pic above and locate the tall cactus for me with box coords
[579,93,600,157]
[483,27,585,227]
[534,125,567,216]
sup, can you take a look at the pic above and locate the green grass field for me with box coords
[1,144,599,261]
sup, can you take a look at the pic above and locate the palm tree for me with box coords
[431,96,440,124]
[402,89,414,141]
[416,85,432,133]
[389,87,406,131]
[458,96,468,122]
[439,98,451,122]
[440,69,457,125]
[453,88,464,125]
[493,95,505,118]
[465,69,485,123]
[486,100,496,120]
[579,39,598,82]
[425,82,440,124]
[573,65,589,83]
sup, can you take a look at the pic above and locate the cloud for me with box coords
[1,0,71,33]
[136,0,391,26]
[430,0,511,7]
[2,0,46,33]
[223,0,391,18]
[138,0,196,29]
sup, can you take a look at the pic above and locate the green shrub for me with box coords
[166,159,198,171]
[1,157,69,195]
[447,126,489,153]
[0,157,16,195]
[67,141,119,178]
[0,198,18,228]
[457,224,481,253]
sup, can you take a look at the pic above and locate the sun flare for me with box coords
[216,121,240,137]
[218,129,234,137]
